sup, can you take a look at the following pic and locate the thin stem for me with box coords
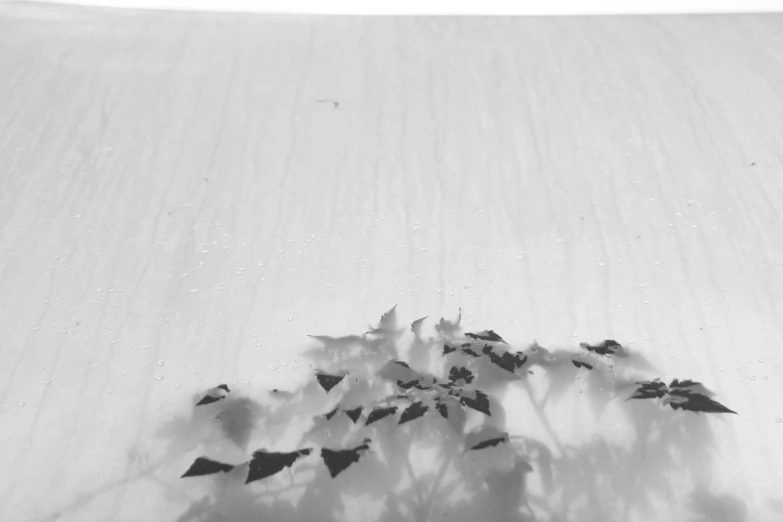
[419,449,456,521]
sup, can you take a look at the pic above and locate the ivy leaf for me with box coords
[365,406,399,425]
[399,401,429,424]
[458,389,491,416]
[461,347,481,357]
[443,343,458,355]
[181,457,235,478]
[572,360,594,370]
[628,379,669,400]
[321,440,372,478]
[580,339,624,357]
[448,366,474,385]
[344,406,364,424]
[465,330,507,344]
[316,371,346,393]
[325,406,340,420]
[246,448,312,484]
[513,352,528,368]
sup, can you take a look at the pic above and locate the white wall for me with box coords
[7,0,783,14]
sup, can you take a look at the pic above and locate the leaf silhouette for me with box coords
[628,379,669,400]
[366,406,398,425]
[367,305,397,334]
[580,339,624,357]
[461,347,481,357]
[435,308,462,338]
[344,406,363,424]
[513,352,528,368]
[181,457,235,478]
[325,406,340,420]
[571,360,594,370]
[196,395,224,406]
[399,402,429,424]
[459,389,491,416]
[487,350,517,373]
[411,316,428,336]
[666,381,737,414]
[246,448,312,484]
[465,330,507,344]
[464,426,509,451]
[321,440,371,478]
[316,371,345,393]
[216,384,230,393]
[443,343,458,355]
[449,366,474,384]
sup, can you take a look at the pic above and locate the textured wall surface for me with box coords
[0,4,782,521]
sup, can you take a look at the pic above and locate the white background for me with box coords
[6,0,783,14]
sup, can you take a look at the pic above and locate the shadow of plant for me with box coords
[164,306,742,522]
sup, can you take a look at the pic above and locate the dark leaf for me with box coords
[464,426,509,451]
[181,457,234,478]
[246,448,312,484]
[316,372,345,393]
[461,347,481,357]
[196,395,224,406]
[667,389,737,414]
[399,402,429,424]
[470,437,508,451]
[365,406,399,425]
[459,389,491,416]
[513,353,528,368]
[465,330,507,344]
[488,351,516,373]
[344,406,363,424]
[321,440,371,478]
[449,366,474,385]
[628,379,669,400]
[571,360,594,370]
[580,339,624,357]
[435,397,467,432]
[443,343,458,355]
[325,406,340,420]
[217,384,230,393]
[668,378,715,397]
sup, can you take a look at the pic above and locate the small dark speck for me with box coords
[316,99,339,109]
[751,162,756,166]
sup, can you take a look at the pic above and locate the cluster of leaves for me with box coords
[174,306,738,522]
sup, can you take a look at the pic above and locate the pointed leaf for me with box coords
[344,406,363,424]
[459,389,491,416]
[181,457,235,478]
[196,395,224,406]
[487,351,517,373]
[325,406,340,420]
[411,316,428,336]
[464,426,509,451]
[246,449,312,484]
[580,339,624,357]
[572,360,594,370]
[216,397,261,449]
[465,330,507,344]
[316,372,345,393]
[216,384,231,393]
[368,305,397,333]
[365,406,398,425]
[399,402,429,424]
[321,441,371,478]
